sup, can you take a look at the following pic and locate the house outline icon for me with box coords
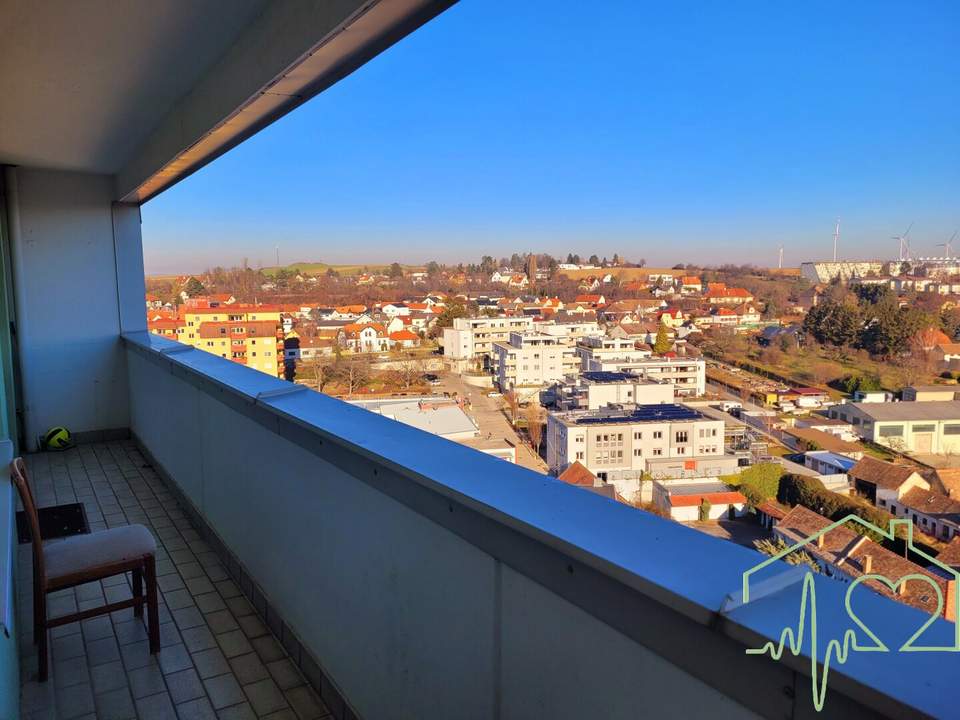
[741,513,960,651]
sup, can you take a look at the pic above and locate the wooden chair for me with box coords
[10,457,160,681]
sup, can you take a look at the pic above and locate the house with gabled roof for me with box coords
[769,506,958,621]
[849,456,928,507]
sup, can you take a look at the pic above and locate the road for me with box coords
[704,381,819,477]
[438,372,549,473]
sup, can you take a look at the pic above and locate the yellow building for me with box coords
[148,304,283,377]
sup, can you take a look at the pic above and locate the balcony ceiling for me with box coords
[0,0,269,174]
[0,0,456,202]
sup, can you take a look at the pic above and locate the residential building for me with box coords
[933,342,960,369]
[678,276,703,294]
[546,404,732,502]
[492,332,578,390]
[704,283,754,305]
[342,323,389,353]
[553,371,674,411]
[576,337,706,396]
[774,507,955,620]
[849,457,960,540]
[652,479,747,521]
[828,401,960,454]
[803,450,856,476]
[442,315,535,363]
[149,304,284,376]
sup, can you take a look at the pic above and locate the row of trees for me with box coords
[292,353,431,396]
[802,285,948,359]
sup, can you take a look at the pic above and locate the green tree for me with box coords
[942,307,960,339]
[861,295,930,358]
[388,262,404,278]
[653,322,672,354]
[698,498,712,522]
[753,538,821,574]
[425,261,441,276]
[434,302,468,329]
[183,277,206,297]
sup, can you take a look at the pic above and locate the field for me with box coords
[260,262,425,277]
[556,266,800,281]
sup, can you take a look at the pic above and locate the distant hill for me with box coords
[557,266,799,280]
[260,262,425,277]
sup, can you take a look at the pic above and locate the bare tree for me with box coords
[303,354,334,393]
[395,359,426,390]
[338,356,371,397]
[503,390,520,427]
[526,401,546,455]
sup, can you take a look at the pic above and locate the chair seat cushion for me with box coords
[44,524,156,581]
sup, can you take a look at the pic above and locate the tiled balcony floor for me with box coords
[18,441,331,720]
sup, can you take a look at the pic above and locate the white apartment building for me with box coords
[442,316,535,362]
[576,337,706,396]
[492,332,579,390]
[533,319,604,344]
[546,404,734,502]
[554,371,674,411]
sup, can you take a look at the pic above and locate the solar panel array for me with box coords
[573,404,703,425]
[581,371,640,383]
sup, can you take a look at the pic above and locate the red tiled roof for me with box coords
[389,330,418,341]
[668,491,746,507]
[558,462,597,487]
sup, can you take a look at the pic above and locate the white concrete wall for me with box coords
[8,168,144,444]
[126,341,760,720]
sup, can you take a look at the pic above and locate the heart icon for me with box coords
[844,573,947,652]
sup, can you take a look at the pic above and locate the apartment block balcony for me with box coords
[1,2,958,719]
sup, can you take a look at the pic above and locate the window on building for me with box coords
[945,424,960,435]
[653,448,663,456]
[879,499,886,507]
[676,431,688,443]
[913,424,936,434]
[677,447,685,454]
[633,449,641,457]
[633,431,642,440]
[878,425,904,438]
[575,451,584,460]
[653,431,663,439]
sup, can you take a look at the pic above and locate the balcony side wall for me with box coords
[7,168,143,446]
[125,344,766,720]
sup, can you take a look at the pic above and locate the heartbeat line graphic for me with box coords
[745,572,886,713]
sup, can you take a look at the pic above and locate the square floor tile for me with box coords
[166,668,205,705]
[203,673,245,710]
[192,647,230,679]
[243,677,288,716]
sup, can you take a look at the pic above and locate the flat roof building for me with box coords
[829,401,960,455]
[546,404,735,503]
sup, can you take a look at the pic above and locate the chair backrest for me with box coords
[10,458,45,584]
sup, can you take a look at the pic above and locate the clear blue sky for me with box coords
[142,0,959,274]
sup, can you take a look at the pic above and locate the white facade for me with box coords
[493,332,578,390]
[546,405,726,502]
[556,373,674,411]
[442,316,535,361]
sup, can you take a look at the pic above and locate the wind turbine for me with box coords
[938,230,959,258]
[893,222,914,261]
[832,219,840,262]
[778,245,784,269]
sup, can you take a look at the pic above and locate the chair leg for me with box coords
[37,592,48,682]
[144,555,160,653]
[133,567,143,618]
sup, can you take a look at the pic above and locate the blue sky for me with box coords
[142,0,959,274]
